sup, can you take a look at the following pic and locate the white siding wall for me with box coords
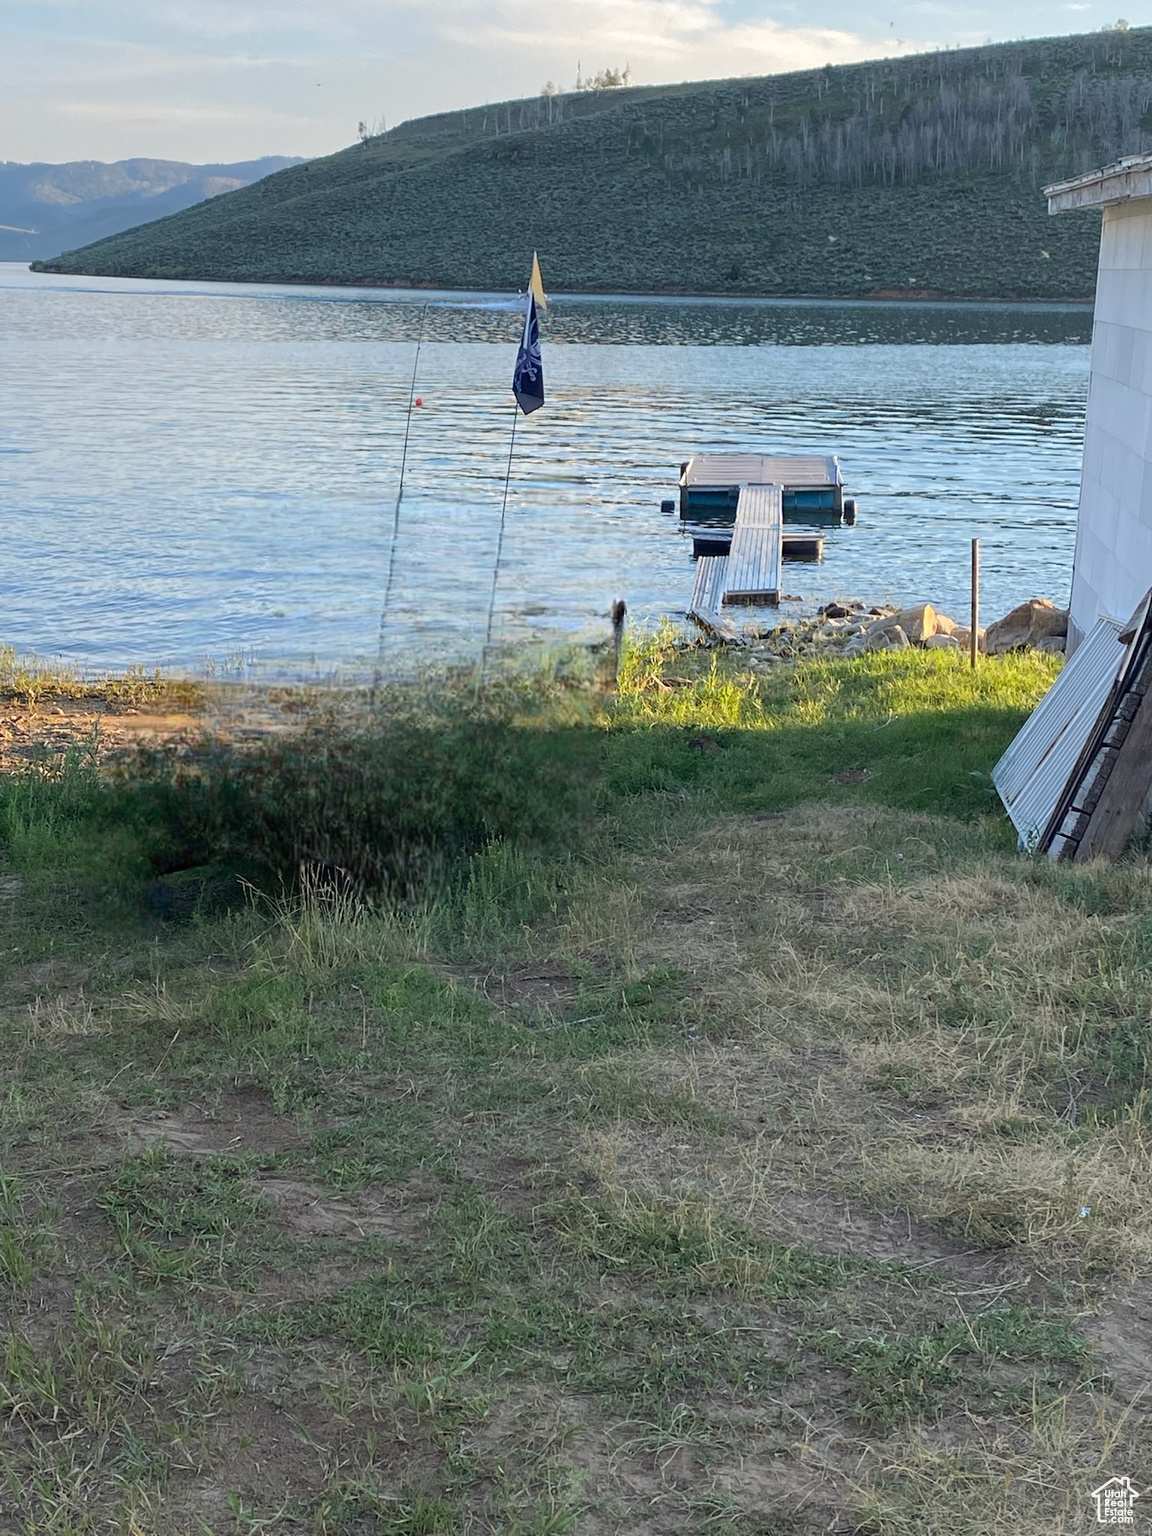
[1070,200,1152,646]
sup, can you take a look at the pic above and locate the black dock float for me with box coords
[693,531,825,562]
[781,533,825,562]
[692,531,733,558]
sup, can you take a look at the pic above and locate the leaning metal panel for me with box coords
[991,617,1125,849]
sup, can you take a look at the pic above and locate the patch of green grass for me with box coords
[0,1174,56,1290]
[548,1192,848,1297]
[301,1106,449,1193]
[557,1298,796,1407]
[206,971,313,1051]
[99,1144,277,1288]
[474,1287,799,1411]
[311,1483,461,1535]
[613,639,1059,823]
[432,843,589,963]
[681,1517,808,1536]
[815,1307,1090,1426]
[536,967,704,1058]
[360,962,530,1063]
[560,1058,729,1133]
[243,1268,448,1365]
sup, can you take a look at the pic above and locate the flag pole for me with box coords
[373,301,428,700]
[480,401,521,682]
[477,265,545,700]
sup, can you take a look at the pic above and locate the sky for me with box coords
[1,0,1147,167]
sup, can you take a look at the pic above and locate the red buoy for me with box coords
[415,397,424,406]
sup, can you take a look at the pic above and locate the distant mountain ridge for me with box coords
[1,157,304,261]
[31,29,1152,297]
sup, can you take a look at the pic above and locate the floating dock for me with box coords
[687,483,782,635]
[680,454,849,525]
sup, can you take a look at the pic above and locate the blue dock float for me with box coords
[679,454,855,526]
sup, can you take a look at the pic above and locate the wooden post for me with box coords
[611,600,627,689]
[970,538,980,669]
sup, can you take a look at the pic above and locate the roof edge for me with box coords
[1046,153,1152,213]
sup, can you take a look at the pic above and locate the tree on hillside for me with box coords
[578,64,631,91]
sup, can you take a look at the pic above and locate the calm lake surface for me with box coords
[0,263,1093,676]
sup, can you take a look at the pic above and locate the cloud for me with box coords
[54,100,298,127]
[1,0,940,162]
[436,0,914,78]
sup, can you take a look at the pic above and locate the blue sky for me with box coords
[1,0,1145,166]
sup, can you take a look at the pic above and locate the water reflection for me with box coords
[5,264,1092,347]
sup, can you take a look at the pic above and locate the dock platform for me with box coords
[680,453,845,523]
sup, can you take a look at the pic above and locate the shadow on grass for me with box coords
[603,703,1025,823]
[0,650,1056,924]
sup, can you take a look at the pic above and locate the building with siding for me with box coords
[1047,156,1152,649]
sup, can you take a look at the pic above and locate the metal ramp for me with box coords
[723,484,783,604]
[686,483,782,636]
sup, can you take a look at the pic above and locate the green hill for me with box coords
[33,28,1152,299]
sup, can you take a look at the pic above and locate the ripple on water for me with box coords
[0,264,1090,674]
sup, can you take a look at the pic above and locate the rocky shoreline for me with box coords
[711,596,1069,666]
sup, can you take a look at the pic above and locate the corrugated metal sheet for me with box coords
[732,483,783,525]
[689,554,728,617]
[991,617,1125,848]
[681,454,841,489]
[724,484,782,602]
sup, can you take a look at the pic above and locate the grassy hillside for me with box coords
[34,28,1152,298]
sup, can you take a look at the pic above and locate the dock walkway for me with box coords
[687,483,782,635]
[724,485,784,603]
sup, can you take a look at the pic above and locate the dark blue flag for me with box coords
[512,294,545,415]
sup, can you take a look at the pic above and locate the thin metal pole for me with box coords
[478,401,520,688]
[970,537,980,670]
[373,303,428,695]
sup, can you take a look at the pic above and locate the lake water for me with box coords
[0,263,1093,677]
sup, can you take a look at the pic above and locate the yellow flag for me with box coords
[529,251,548,309]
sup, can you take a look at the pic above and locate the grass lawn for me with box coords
[1,635,1150,1534]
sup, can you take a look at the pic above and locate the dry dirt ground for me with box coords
[0,698,203,771]
[2,691,1152,1534]
[0,683,371,773]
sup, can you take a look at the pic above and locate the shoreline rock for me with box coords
[688,595,1069,664]
[984,598,1068,656]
